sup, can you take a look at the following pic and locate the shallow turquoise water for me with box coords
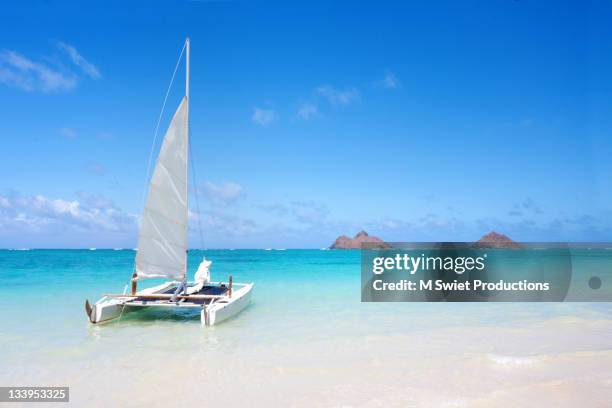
[0,249,611,406]
[1,248,611,342]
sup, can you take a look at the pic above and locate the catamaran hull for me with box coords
[86,281,176,324]
[86,282,253,326]
[86,298,127,324]
[202,283,253,325]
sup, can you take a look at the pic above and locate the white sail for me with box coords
[135,96,189,280]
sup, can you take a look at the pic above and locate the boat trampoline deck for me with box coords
[124,285,230,307]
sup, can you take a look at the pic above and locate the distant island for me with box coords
[329,230,520,249]
[329,230,387,249]
[473,231,522,248]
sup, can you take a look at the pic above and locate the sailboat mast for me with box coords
[184,37,190,288]
[186,37,190,100]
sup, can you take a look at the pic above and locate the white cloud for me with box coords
[258,200,329,226]
[0,192,136,236]
[297,103,318,120]
[58,127,77,138]
[379,71,399,89]
[204,210,257,236]
[252,107,277,126]
[56,41,101,79]
[316,85,360,105]
[0,50,76,92]
[256,202,289,216]
[201,181,243,205]
[290,200,329,225]
[0,42,100,93]
[76,191,115,208]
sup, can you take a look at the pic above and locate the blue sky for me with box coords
[0,0,611,248]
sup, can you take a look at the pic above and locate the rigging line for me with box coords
[189,127,205,250]
[115,283,129,322]
[116,297,128,322]
[140,41,187,211]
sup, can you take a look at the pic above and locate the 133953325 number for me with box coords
[1,387,69,402]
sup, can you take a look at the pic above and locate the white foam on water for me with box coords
[487,354,538,367]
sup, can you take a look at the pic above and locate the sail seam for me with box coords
[149,170,187,191]
[142,207,188,227]
[136,261,185,271]
[138,234,186,249]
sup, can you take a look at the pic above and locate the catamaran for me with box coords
[85,38,253,326]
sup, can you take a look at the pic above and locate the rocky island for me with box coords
[329,230,387,249]
[473,231,522,248]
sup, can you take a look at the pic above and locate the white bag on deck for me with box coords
[194,257,212,288]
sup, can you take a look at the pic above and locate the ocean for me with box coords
[1,249,611,407]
